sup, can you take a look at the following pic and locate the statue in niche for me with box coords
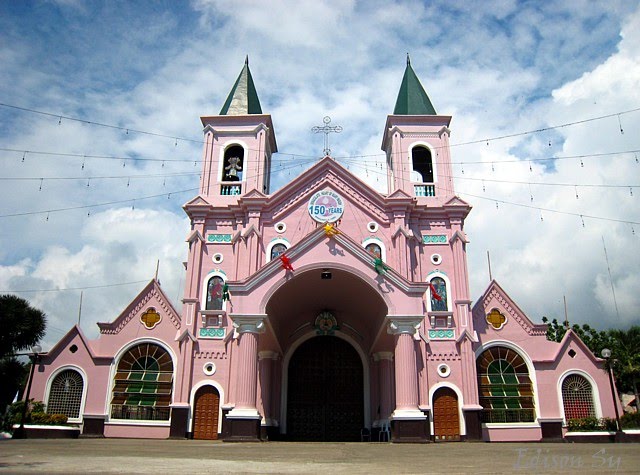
[225,156,242,181]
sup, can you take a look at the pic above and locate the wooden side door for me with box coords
[433,387,460,441]
[193,385,220,440]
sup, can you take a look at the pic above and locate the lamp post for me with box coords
[13,344,42,439]
[601,348,621,432]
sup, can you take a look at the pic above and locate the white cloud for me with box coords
[1,0,638,349]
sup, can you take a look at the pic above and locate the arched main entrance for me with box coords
[433,387,460,441]
[287,336,364,441]
[192,385,220,440]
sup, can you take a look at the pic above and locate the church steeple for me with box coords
[382,56,453,199]
[198,58,277,199]
[393,54,437,115]
[219,56,263,115]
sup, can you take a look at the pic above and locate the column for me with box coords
[226,315,266,441]
[387,316,428,443]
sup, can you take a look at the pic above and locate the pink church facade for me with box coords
[27,59,619,442]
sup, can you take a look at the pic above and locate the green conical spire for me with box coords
[393,54,436,115]
[220,56,263,115]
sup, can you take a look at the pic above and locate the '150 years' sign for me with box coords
[308,189,344,223]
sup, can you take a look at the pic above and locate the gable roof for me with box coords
[97,279,181,334]
[261,156,394,224]
[227,224,429,297]
[219,56,263,115]
[393,55,437,115]
[473,280,548,337]
[41,325,111,362]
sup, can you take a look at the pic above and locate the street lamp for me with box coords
[13,344,42,439]
[601,348,621,432]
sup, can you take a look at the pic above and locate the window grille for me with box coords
[562,374,595,421]
[477,346,535,423]
[47,369,84,419]
[110,343,173,421]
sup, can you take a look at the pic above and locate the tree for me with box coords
[0,295,47,416]
[542,317,640,406]
[607,327,640,410]
[0,294,47,358]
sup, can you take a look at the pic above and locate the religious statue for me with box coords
[225,156,242,181]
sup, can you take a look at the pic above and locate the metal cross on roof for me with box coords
[311,116,342,157]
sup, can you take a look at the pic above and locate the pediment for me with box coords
[183,195,212,207]
[268,158,390,224]
[42,325,110,362]
[227,226,429,298]
[472,280,547,337]
[443,195,471,208]
[386,188,413,200]
[97,279,181,334]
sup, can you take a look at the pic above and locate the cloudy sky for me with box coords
[1,0,639,349]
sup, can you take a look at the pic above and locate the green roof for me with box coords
[393,55,436,115]
[219,56,263,115]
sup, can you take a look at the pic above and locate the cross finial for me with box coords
[311,116,343,157]
[407,53,411,65]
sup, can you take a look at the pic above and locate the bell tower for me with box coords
[382,55,454,202]
[199,57,277,200]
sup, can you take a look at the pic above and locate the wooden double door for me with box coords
[287,336,364,441]
[433,387,460,441]
[192,385,220,440]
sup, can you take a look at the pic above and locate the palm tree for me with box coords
[608,326,640,411]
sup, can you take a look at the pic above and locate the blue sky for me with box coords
[1,0,639,348]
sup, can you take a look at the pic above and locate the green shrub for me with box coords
[5,400,69,427]
[567,417,618,431]
[621,412,640,429]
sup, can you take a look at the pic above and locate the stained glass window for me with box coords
[429,277,448,311]
[206,276,225,311]
[110,343,173,421]
[562,374,595,421]
[270,243,288,260]
[476,346,535,423]
[47,369,84,419]
[365,243,382,259]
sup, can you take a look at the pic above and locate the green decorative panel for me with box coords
[422,234,447,244]
[428,329,455,339]
[199,328,226,339]
[207,234,232,243]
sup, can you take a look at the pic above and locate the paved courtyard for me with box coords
[0,439,638,474]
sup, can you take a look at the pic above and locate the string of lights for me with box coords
[2,101,638,160]
[1,279,148,293]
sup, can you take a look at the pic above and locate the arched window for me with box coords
[411,146,433,183]
[221,145,244,182]
[476,346,535,423]
[270,243,288,260]
[47,369,84,420]
[429,276,448,312]
[110,343,173,421]
[562,374,596,421]
[365,242,382,259]
[206,276,225,310]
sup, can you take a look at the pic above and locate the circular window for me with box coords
[69,345,78,354]
[203,362,217,376]
[275,222,287,234]
[367,221,379,233]
[431,253,442,265]
[212,253,223,264]
[437,364,451,378]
